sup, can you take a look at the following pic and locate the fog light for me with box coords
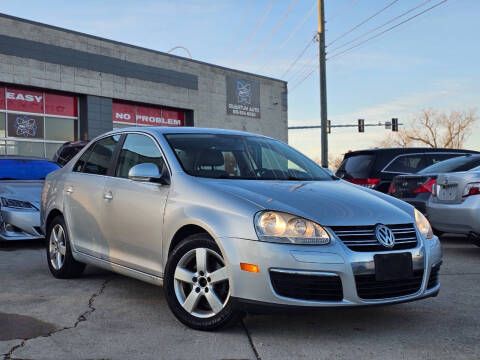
[240,263,259,273]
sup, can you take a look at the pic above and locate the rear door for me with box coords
[102,133,170,276]
[63,135,121,258]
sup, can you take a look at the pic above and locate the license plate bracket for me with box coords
[374,253,413,281]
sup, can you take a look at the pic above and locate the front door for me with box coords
[63,135,121,258]
[102,133,170,276]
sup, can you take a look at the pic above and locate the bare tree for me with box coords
[377,108,478,148]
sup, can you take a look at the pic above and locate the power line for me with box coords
[287,51,318,83]
[280,34,316,79]
[230,0,276,63]
[289,60,318,93]
[221,0,255,60]
[257,0,316,73]
[327,0,400,47]
[242,0,299,66]
[328,0,433,54]
[326,0,358,22]
[327,0,448,61]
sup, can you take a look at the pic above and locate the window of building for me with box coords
[0,86,79,159]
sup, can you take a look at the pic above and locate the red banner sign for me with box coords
[112,102,135,124]
[113,101,184,127]
[45,93,78,117]
[2,87,77,117]
[6,88,44,113]
[0,87,5,110]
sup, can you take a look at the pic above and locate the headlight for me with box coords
[254,211,330,245]
[1,197,36,210]
[415,208,434,240]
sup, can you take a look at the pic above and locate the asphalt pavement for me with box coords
[1,236,479,360]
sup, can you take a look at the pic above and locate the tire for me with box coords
[164,233,244,331]
[433,228,444,237]
[46,215,85,278]
[469,233,480,247]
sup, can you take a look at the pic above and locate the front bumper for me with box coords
[427,196,480,235]
[0,208,43,241]
[218,230,442,309]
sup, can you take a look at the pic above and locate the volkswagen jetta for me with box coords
[41,128,442,330]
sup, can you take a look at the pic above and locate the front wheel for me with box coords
[164,234,244,331]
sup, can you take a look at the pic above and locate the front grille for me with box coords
[427,264,441,289]
[355,270,424,299]
[270,270,343,301]
[330,223,418,252]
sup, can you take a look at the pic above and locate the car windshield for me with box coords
[165,133,332,181]
[0,159,60,180]
[417,156,478,174]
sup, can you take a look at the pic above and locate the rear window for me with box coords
[418,156,480,174]
[383,154,424,174]
[337,154,375,178]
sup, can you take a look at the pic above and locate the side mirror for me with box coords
[128,163,170,185]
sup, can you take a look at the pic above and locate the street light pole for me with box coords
[318,0,328,167]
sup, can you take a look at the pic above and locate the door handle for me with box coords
[103,192,113,200]
[66,186,74,194]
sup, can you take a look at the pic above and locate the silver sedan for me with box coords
[427,171,480,246]
[41,127,442,330]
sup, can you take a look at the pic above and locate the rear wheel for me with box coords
[46,216,85,278]
[164,234,244,331]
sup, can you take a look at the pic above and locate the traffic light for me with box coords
[358,119,365,133]
[327,120,331,134]
[392,118,398,132]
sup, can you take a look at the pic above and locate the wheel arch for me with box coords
[46,208,64,231]
[168,224,214,257]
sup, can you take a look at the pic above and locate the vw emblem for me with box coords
[375,224,395,248]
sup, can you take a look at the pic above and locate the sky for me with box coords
[2,0,479,163]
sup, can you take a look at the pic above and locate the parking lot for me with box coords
[0,236,478,360]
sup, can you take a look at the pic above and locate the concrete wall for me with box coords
[0,14,288,142]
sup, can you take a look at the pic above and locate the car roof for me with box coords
[344,147,479,157]
[101,126,271,139]
[0,155,52,161]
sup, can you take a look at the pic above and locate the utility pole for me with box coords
[318,0,328,167]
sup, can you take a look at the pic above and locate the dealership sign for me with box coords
[0,87,78,117]
[226,76,260,118]
[113,102,184,127]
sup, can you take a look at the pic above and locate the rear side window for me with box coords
[337,154,375,178]
[383,155,424,174]
[73,146,94,172]
[424,153,464,167]
[81,135,120,175]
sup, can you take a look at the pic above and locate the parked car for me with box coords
[53,141,88,166]
[336,148,479,193]
[0,156,59,241]
[42,128,442,331]
[388,154,480,213]
[427,171,480,246]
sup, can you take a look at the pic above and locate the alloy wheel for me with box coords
[173,247,230,318]
[49,224,66,270]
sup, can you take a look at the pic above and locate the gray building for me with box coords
[0,13,287,158]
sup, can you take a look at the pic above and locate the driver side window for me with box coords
[115,134,167,179]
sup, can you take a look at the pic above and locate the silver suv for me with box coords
[41,127,442,330]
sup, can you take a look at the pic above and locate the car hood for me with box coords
[0,181,43,207]
[200,179,413,226]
